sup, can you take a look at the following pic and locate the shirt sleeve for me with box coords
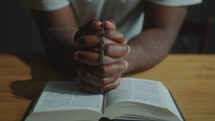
[147,0,202,6]
[22,0,70,11]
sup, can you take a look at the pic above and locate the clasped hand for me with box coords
[73,19,130,93]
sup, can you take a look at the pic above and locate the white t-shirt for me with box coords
[22,0,202,40]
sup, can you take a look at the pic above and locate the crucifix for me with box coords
[95,19,108,64]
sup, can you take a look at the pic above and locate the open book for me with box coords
[24,78,185,121]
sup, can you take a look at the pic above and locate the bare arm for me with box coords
[31,5,79,74]
[30,5,128,93]
[30,2,187,93]
[124,2,187,75]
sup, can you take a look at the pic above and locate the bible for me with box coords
[24,78,185,121]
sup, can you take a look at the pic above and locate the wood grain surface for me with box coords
[0,53,214,121]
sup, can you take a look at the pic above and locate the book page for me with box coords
[161,85,184,121]
[104,78,166,109]
[33,81,104,113]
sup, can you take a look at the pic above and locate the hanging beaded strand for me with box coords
[95,19,105,64]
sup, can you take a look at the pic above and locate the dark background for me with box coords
[1,0,215,53]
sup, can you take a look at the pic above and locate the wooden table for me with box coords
[0,53,215,121]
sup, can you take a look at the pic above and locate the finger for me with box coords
[77,68,116,87]
[75,35,117,49]
[105,44,131,57]
[78,72,121,93]
[102,76,121,92]
[103,20,116,30]
[89,20,103,31]
[81,19,101,32]
[79,76,121,93]
[74,19,101,41]
[78,78,101,93]
[89,60,128,77]
[96,30,127,44]
[88,20,116,31]
[75,35,99,49]
[73,51,123,65]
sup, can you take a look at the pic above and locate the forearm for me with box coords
[124,28,176,75]
[31,5,79,73]
[123,2,187,75]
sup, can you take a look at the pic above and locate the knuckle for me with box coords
[112,79,121,89]
[103,57,109,64]
[78,36,88,45]
[102,78,121,92]
[99,66,109,77]
[104,30,113,36]
[100,78,108,86]
[116,61,126,73]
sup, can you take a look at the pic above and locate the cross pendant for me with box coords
[95,39,105,64]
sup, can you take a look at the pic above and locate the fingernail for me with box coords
[124,38,128,44]
[111,46,128,52]
[124,61,129,70]
[121,61,129,73]
[127,45,131,54]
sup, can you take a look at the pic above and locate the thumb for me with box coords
[103,20,116,30]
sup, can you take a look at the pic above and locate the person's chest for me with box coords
[69,0,142,25]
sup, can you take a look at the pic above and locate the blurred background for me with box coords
[1,0,215,53]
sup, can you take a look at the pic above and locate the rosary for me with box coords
[95,19,107,93]
[95,19,107,64]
